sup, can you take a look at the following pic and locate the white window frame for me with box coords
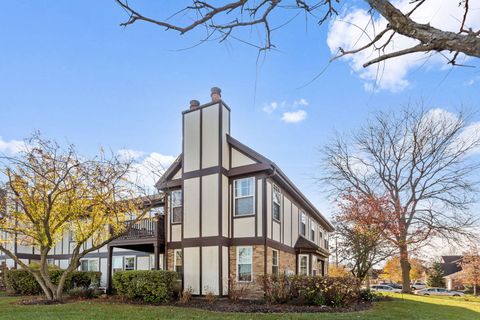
[124,256,136,271]
[234,177,255,217]
[113,256,123,273]
[171,190,183,223]
[300,212,306,236]
[272,249,279,275]
[299,254,309,275]
[236,246,253,282]
[80,258,99,272]
[174,249,183,279]
[310,223,315,242]
[272,184,281,222]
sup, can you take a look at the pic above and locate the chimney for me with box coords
[189,99,200,110]
[210,87,221,102]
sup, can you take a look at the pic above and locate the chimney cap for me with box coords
[211,87,222,96]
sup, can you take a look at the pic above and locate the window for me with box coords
[47,258,55,266]
[324,239,329,249]
[237,246,253,282]
[272,185,281,221]
[299,255,309,275]
[171,190,183,223]
[300,213,306,236]
[272,249,279,275]
[68,230,74,242]
[124,256,135,271]
[234,177,255,216]
[319,229,323,240]
[174,249,183,279]
[80,259,99,272]
[113,256,123,273]
[311,223,315,242]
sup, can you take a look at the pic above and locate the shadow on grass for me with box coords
[375,294,480,320]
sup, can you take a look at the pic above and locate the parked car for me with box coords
[371,285,402,293]
[411,282,427,290]
[414,288,464,296]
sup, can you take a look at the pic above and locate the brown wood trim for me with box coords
[227,163,272,177]
[266,239,296,255]
[183,166,228,180]
[168,237,266,248]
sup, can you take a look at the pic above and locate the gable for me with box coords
[172,168,182,180]
[231,147,258,167]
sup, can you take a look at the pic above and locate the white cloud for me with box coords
[121,150,176,191]
[263,101,284,114]
[327,0,480,92]
[281,110,307,123]
[117,149,145,161]
[294,99,309,107]
[0,136,27,154]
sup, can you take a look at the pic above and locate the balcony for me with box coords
[110,215,165,247]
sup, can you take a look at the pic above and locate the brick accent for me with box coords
[266,247,296,275]
[229,245,265,298]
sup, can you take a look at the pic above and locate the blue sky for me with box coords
[1,1,479,219]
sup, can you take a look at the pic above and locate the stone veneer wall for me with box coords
[229,245,265,297]
[266,247,296,275]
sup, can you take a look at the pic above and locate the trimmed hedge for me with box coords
[112,270,178,303]
[5,269,101,295]
[260,274,362,307]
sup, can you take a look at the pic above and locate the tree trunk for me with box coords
[474,284,477,296]
[399,243,411,293]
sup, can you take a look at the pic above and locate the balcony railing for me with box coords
[116,216,164,241]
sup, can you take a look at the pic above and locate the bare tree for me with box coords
[322,106,480,292]
[114,0,479,66]
[0,134,157,301]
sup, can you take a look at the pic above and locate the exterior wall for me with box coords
[184,177,200,238]
[202,104,219,168]
[266,246,296,275]
[229,245,265,297]
[202,174,218,237]
[231,148,257,167]
[183,110,201,173]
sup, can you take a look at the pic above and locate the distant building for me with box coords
[440,255,464,290]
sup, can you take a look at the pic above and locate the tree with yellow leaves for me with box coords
[382,256,424,284]
[0,134,155,301]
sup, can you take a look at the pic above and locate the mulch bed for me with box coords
[104,295,373,313]
[12,295,374,313]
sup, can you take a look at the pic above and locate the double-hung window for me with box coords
[124,257,135,271]
[300,212,306,236]
[299,255,309,275]
[171,190,183,223]
[272,185,281,221]
[237,246,253,282]
[174,249,183,279]
[234,177,255,216]
[310,223,315,242]
[80,259,99,272]
[272,249,279,275]
[324,234,329,249]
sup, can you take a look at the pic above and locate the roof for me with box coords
[227,135,335,232]
[294,237,329,257]
[154,135,334,232]
[440,256,463,276]
[442,255,463,264]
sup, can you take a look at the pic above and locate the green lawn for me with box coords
[0,293,479,320]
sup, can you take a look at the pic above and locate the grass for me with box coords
[0,293,478,320]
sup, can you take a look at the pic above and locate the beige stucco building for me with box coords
[0,87,334,296]
[156,87,334,296]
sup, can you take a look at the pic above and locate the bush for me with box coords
[112,270,177,303]
[261,274,361,308]
[4,269,101,295]
[359,288,378,302]
[67,287,100,299]
[259,274,292,304]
